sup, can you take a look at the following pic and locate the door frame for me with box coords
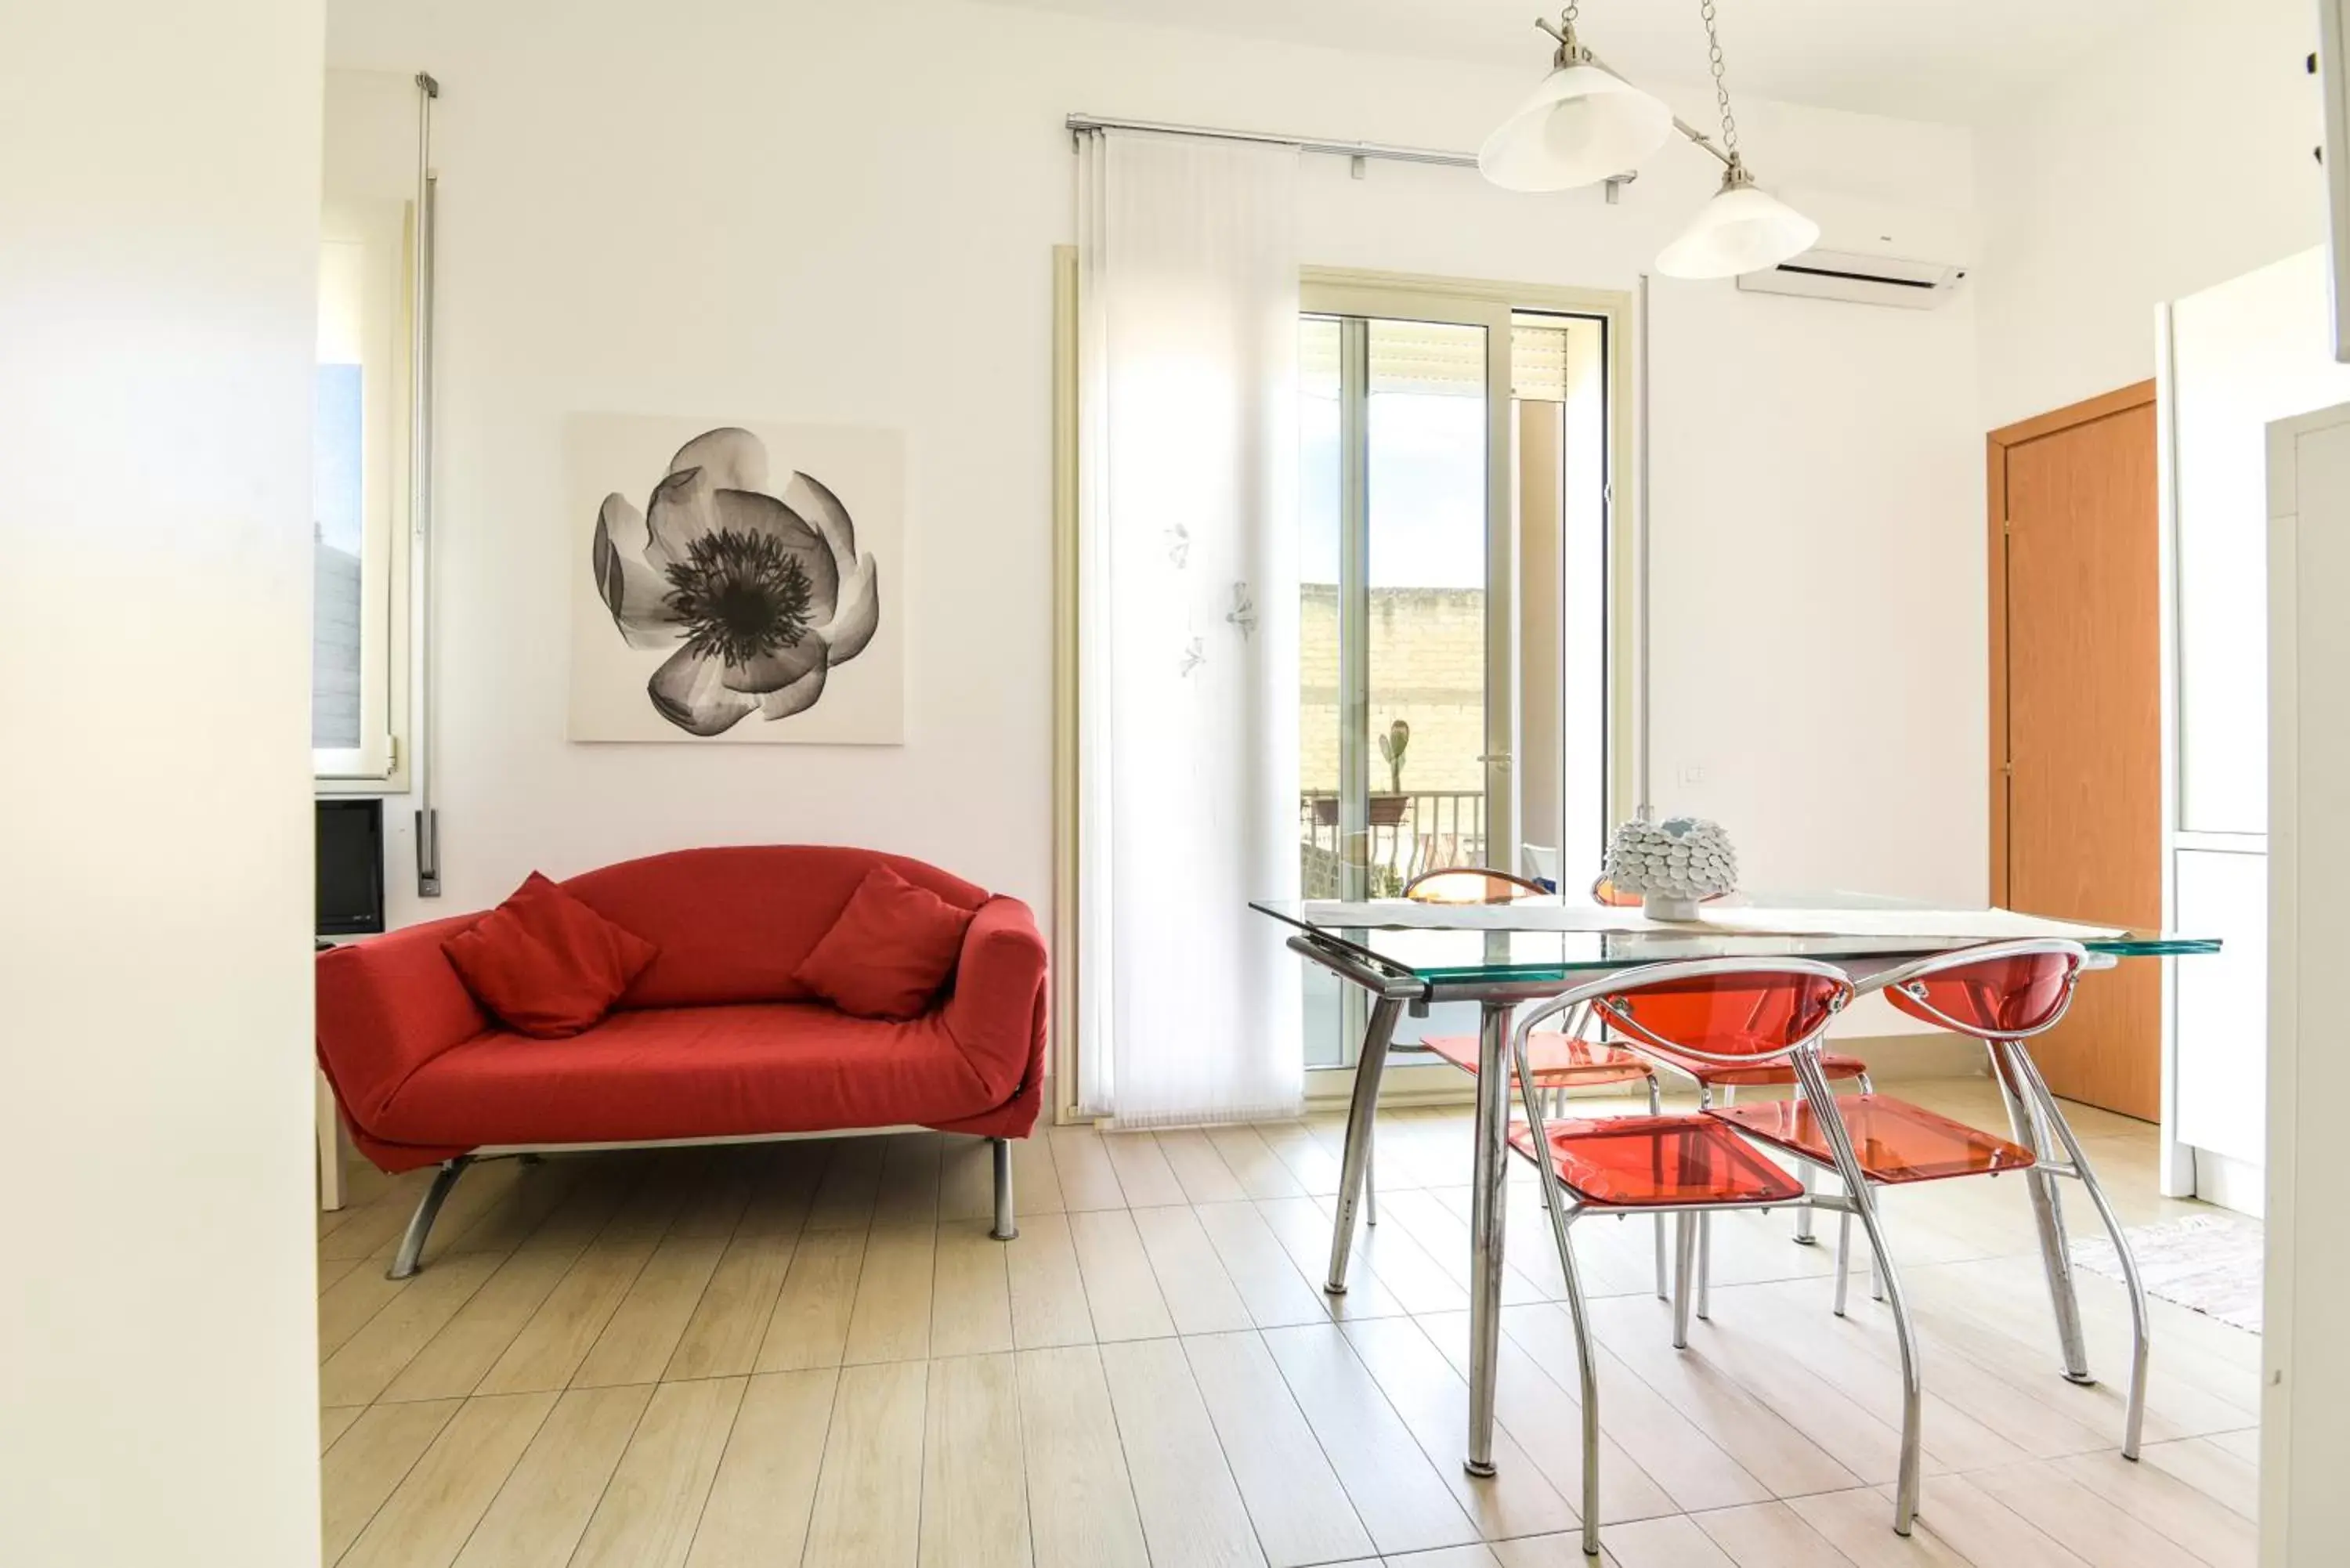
[1298,279,1517,900]
[1985,378,2159,906]
[1987,377,2172,1140]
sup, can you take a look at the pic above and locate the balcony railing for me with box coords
[1298,789,1486,898]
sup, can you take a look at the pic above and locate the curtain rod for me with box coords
[1066,112,1478,170]
[1064,112,1646,195]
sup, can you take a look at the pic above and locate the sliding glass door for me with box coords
[1300,287,1515,1068]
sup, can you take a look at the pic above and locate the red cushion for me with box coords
[440,873,659,1038]
[370,1003,994,1147]
[794,865,977,1019]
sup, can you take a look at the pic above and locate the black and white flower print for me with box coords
[591,428,880,735]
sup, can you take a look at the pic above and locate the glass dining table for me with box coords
[1250,894,2220,1480]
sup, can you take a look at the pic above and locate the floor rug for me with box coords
[2071,1211,2264,1333]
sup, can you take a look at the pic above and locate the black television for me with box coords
[316,798,385,937]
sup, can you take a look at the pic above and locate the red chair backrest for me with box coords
[1405,867,1548,905]
[1884,947,2081,1039]
[1596,969,1849,1061]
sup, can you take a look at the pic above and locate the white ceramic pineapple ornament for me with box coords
[1605,816,1738,921]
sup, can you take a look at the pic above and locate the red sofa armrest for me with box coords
[942,895,1049,1106]
[316,914,489,1133]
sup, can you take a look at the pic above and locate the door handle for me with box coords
[1477,753,1513,770]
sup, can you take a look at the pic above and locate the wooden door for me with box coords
[1990,383,2162,1120]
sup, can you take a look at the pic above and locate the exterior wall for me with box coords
[1299,583,1488,796]
[315,536,365,747]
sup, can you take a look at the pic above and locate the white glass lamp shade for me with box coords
[1655,179,1822,279]
[1479,63,1674,192]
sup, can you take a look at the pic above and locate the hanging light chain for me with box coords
[1561,1,1579,28]
[1699,0,1740,164]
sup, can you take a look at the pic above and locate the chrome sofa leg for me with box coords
[991,1137,1018,1241]
[388,1155,472,1281]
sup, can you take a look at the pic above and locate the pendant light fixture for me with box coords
[1478,3,1673,192]
[1479,0,1820,280]
[1654,0,1820,278]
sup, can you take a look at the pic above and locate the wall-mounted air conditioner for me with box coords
[1734,189,1972,310]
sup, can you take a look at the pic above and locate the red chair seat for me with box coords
[1421,1031,1654,1089]
[1709,1093,2037,1185]
[1506,1115,1808,1207]
[1632,1042,1872,1090]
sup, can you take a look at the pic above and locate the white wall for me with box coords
[2262,396,2350,1565]
[1974,0,2328,428]
[329,0,1983,1042]
[0,2,324,1563]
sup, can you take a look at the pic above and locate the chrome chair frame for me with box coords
[1365,865,1672,1297]
[1361,1041,1672,1297]
[1662,1059,1882,1320]
[1509,957,1923,1555]
[1853,937,2150,1458]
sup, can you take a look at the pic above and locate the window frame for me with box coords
[312,194,414,790]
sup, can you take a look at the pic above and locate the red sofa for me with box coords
[316,846,1048,1276]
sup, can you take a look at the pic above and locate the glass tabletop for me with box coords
[1251,894,2219,988]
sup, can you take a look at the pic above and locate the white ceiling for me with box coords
[974,0,2165,123]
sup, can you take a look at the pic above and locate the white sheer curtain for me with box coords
[1074,129,1303,1128]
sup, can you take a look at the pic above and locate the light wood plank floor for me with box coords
[316,1077,2259,1566]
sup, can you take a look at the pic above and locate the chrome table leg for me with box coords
[1672,1212,1698,1349]
[1326,995,1402,1295]
[1994,1039,2093,1382]
[1834,1203,1853,1317]
[1697,1213,1712,1321]
[1466,999,1511,1476]
[2016,1045,2151,1458]
[1647,1075,1668,1301]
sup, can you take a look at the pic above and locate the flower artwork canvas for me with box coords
[568,417,904,743]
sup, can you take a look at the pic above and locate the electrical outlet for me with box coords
[1678,763,1707,787]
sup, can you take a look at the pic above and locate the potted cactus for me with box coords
[1372,720,1410,826]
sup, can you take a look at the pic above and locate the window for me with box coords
[314,72,419,786]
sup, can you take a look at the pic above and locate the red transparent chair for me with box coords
[1593,873,1877,1311]
[1718,938,2150,1458]
[1509,958,1925,1554]
[1367,869,1670,1297]
[1404,867,1553,905]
